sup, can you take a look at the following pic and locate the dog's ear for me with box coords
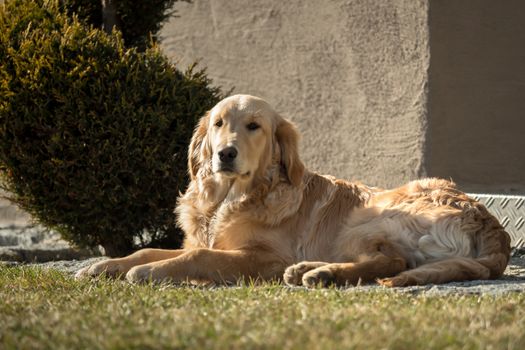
[188,112,211,180]
[275,118,305,186]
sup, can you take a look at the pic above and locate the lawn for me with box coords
[1,266,524,350]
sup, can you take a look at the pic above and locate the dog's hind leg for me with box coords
[301,254,408,288]
[377,257,491,287]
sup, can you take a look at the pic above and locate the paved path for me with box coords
[0,198,99,262]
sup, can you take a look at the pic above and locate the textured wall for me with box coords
[161,0,430,188]
[427,0,525,194]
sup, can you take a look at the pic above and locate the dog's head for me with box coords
[188,95,305,187]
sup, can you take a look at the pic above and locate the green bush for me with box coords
[116,0,180,50]
[62,0,181,51]
[60,0,103,29]
[0,0,222,256]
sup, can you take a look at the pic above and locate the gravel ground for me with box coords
[2,199,525,295]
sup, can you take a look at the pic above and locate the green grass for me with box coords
[1,266,525,349]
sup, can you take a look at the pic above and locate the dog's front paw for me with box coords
[126,264,172,284]
[75,259,126,280]
[283,262,328,286]
[126,265,155,284]
[74,266,91,279]
[302,267,336,288]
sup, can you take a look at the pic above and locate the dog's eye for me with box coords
[215,119,223,127]
[246,122,260,131]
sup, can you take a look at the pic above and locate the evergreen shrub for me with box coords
[62,0,180,50]
[0,0,221,256]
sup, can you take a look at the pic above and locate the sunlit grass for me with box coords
[1,266,524,349]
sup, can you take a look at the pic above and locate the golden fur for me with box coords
[77,94,511,287]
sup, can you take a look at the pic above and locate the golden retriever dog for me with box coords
[76,94,511,287]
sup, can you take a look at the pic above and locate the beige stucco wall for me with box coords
[160,0,525,193]
[161,0,429,189]
[427,0,525,194]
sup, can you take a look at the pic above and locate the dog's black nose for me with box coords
[218,146,238,163]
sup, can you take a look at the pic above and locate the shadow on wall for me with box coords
[426,0,525,194]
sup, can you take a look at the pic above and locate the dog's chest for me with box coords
[210,200,270,250]
[198,201,241,249]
